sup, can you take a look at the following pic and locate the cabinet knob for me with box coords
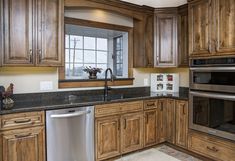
[29,49,33,62]
[38,49,42,61]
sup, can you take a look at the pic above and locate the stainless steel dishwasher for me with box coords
[46,106,94,161]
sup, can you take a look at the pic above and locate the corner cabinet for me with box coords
[154,9,178,67]
[188,0,235,58]
[1,0,64,67]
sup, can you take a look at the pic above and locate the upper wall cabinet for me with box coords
[154,9,178,67]
[1,0,64,67]
[188,0,235,58]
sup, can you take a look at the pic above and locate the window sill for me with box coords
[58,78,134,88]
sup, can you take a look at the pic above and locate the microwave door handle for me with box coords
[50,110,91,118]
[190,91,235,101]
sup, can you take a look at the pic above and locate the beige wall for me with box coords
[0,67,189,94]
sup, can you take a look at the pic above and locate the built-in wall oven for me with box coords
[189,57,235,141]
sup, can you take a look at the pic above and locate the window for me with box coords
[64,24,129,79]
[65,35,108,79]
[113,36,123,76]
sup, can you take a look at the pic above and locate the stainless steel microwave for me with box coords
[189,91,235,141]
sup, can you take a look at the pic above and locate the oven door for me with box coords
[189,91,235,141]
[190,67,235,93]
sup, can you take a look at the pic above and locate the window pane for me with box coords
[84,64,96,68]
[69,50,74,63]
[65,49,70,63]
[97,64,107,71]
[73,64,83,77]
[70,35,83,49]
[116,64,123,76]
[65,35,70,48]
[84,50,95,63]
[74,50,83,63]
[116,51,123,63]
[97,38,107,50]
[65,63,70,77]
[84,37,95,49]
[97,51,107,63]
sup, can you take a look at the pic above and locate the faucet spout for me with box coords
[104,68,115,101]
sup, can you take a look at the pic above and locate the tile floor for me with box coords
[115,145,202,161]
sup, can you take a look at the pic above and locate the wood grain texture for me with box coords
[155,9,178,67]
[188,0,213,57]
[1,126,45,161]
[178,4,189,67]
[2,0,34,66]
[215,0,235,55]
[96,116,121,160]
[1,111,44,131]
[121,112,143,154]
[166,99,176,144]
[157,99,167,143]
[175,100,188,149]
[144,110,158,147]
[188,130,235,161]
[0,0,3,67]
[36,0,64,66]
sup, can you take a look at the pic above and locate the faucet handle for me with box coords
[107,87,112,91]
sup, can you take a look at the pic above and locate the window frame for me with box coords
[59,17,134,88]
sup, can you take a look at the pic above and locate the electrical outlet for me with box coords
[40,81,53,91]
[144,78,149,86]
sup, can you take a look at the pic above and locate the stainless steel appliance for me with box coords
[189,57,235,141]
[46,106,95,161]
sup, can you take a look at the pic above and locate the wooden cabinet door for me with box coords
[36,0,64,66]
[121,112,143,154]
[178,5,189,67]
[188,0,213,57]
[166,99,175,144]
[2,0,34,66]
[96,116,120,160]
[2,127,45,161]
[155,13,178,67]
[214,0,235,55]
[175,100,188,148]
[144,110,157,147]
[157,99,167,143]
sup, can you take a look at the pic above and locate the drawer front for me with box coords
[1,111,44,130]
[188,132,235,161]
[144,100,158,110]
[95,103,121,117]
[121,101,143,113]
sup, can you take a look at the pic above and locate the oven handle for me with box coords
[190,91,235,101]
[190,67,235,71]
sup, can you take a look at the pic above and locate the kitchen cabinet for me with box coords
[1,127,45,161]
[154,9,178,67]
[166,99,176,144]
[188,0,235,58]
[175,100,188,148]
[188,131,235,161]
[0,111,45,161]
[178,5,189,67]
[1,0,63,66]
[121,112,143,154]
[143,110,158,147]
[96,116,121,160]
[157,99,167,143]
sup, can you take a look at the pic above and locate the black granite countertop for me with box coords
[0,87,188,115]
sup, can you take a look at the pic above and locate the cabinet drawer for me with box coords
[188,132,235,161]
[121,101,143,113]
[1,111,44,130]
[95,103,121,117]
[144,100,157,110]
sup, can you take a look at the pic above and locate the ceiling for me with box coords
[121,0,187,8]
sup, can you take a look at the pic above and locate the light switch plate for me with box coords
[40,81,53,91]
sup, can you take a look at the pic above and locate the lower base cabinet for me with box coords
[121,112,143,154]
[188,131,235,161]
[166,99,176,144]
[1,127,45,161]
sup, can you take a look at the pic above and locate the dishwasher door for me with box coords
[46,106,94,161]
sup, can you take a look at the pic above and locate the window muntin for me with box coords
[113,36,123,76]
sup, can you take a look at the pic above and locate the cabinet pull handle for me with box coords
[29,49,33,62]
[146,114,149,124]
[207,146,218,152]
[38,49,42,62]
[118,120,120,130]
[160,102,163,111]
[147,103,155,107]
[124,119,126,129]
[182,104,186,115]
[14,119,32,124]
[15,133,32,138]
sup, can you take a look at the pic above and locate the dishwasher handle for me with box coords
[50,110,91,118]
